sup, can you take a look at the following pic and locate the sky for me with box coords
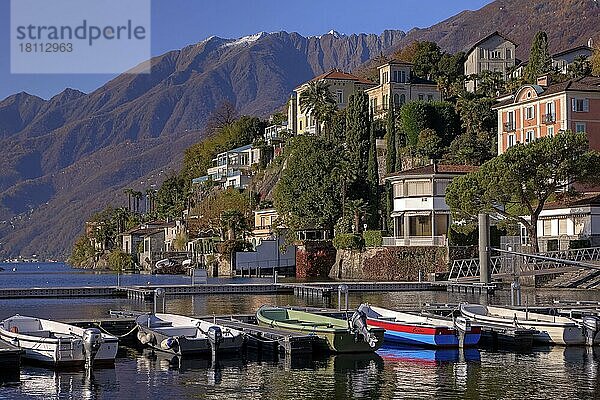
[0,0,493,100]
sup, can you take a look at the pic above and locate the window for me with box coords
[572,98,589,112]
[406,180,432,196]
[393,183,404,198]
[526,130,534,143]
[336,90,343,104]
[383,94,388,109]
[427,94,434,101]
[508,134,515,147]
[370,98,378,112]
[400,94,406,105]
[299,121,303,130]
[525,106,534,120]
[399,70,406,83]
[418,94,424,101]
[576,123,586,133]
[382,71,389,83]
[559,219,568,235]
[394,93,400,107]
[490,50,502,59]
[435,180,451,196]
[506,49,512,59]
[543,220,552,236]
[479,48,485,59]
[547,126,554,137]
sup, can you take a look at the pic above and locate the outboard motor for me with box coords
[582,316,600,347]
[453,316,471,348]
[350,304,378,348]
[160,337,179,353]
[82,328,103,369]
[207,325,223,356]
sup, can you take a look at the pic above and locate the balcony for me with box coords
[503,122,516,132]
[543,113,556,124]
[382,236,447,247]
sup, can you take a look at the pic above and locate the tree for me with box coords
[567,55,592,79]
[220,210,248,241]
[345,91,371,198]
[205,101,238,136]
[366,116,380,229]
[410,42,442,80]
[273,136,342,236]
[156,175,188,220]
[385,97,396,173]
[191,187,255,238]
[436,52,466,98]
[415,129,444,160]
[299,80,336,136]
[524,31,553,83]
[592,46,600,77]
[477,70,505,97]
[123,188,134,211]
[446,131,600,252]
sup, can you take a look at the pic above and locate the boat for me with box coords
[361,304,480,347]
[0,315,118,367]
[135,313,244,356]
[460,303,585,345]
[255,306,384,353]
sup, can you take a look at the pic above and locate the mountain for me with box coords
[390,0,599,59]
[1,0,598,259]
[0,30,406,258]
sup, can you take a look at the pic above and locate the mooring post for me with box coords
[154,288,166,314]
[478,213,491,284]
[338,284,348,311]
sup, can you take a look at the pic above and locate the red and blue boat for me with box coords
[361,304,481,348]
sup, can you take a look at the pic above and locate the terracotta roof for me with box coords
[493,76,600,109]
[544,192,600,210]
[385,164,479,178]
[299,69,375,87]
[465,31,518,56]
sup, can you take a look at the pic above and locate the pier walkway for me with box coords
[0,281,444,301]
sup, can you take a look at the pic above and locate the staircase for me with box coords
[542,268,600,289]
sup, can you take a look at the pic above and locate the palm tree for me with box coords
[123,188,134,211]
[220,210,248,241]
[299,80,336,136]
[132,191,143,213]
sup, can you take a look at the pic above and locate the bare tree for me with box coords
[206,101,238,135]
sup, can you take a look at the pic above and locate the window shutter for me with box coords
[583,99,590,112]
[572,98,576,112]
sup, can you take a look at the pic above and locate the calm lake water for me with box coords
[1,263,600,399]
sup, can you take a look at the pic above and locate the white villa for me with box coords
[384,164,478,247]
[192,144,261,189]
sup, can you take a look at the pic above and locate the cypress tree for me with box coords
[385,97,396,173]
[345,91,371,193]
[367,112,380,229]
[524,31,552,83]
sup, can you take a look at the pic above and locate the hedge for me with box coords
[363,230,383,247]
[333,234,364,250]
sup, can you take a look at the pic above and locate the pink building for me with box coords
[494,76,600,154]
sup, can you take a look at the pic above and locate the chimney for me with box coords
[588,38,594,48]
[537,75,551,88]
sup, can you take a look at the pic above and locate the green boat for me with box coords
[256,306,385,353]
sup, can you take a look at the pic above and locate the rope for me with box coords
[97,321,139,338]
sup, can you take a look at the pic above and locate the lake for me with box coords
[1,263,599,399]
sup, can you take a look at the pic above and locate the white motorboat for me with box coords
[136,313,244,356]
[0,315,118,367]
[460,304,585,345]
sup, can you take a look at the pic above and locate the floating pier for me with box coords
[443,282,496,295]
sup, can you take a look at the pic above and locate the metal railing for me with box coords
[543,113,556,124]
[382,236,447,247]
[503,122,516,132]
[449,246,600,280]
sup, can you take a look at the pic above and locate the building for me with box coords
[464,32,518,92]
[523,193,600,252]
[121,220,186,268]
[288,69,376,135]
[513,43,594,78]
[192,144,261,189]
[383,164,478,247]
[552,45,593,75]
[365,61,441,117]
[252,208,280,247]
[493,76,600,154]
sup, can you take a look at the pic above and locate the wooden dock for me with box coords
[0,339,22,384]
[0,281,445,301]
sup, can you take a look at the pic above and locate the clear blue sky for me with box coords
[0,0,493,100]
